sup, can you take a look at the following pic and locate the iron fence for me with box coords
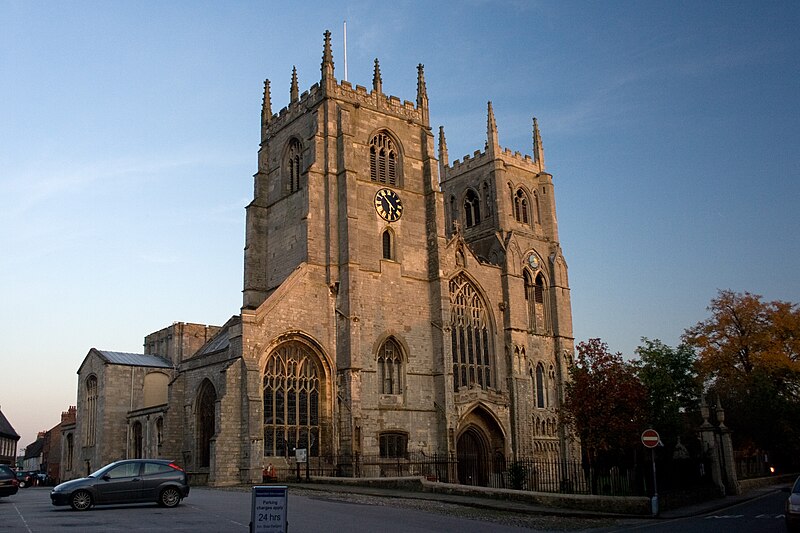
[266,453,650,496]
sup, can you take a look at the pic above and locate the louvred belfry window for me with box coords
[449,273,493,391]
[263,341,320,457]
[369,132,399,185]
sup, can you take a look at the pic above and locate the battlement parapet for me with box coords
[447,145,542,175]
[266,77,424,138]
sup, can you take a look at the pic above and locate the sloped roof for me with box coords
[193,316,239,357]
[0,409,19,440]
[23,437,44,459]
[96,350,172,368]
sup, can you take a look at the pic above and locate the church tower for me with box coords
[440,105,574,461]
[241,31,451,462]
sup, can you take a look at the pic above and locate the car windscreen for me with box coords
[794,477,800,493]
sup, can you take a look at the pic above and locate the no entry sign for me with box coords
[641,429,660,448]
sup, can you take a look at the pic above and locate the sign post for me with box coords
[641,429,660,516]
[250,485,288,533]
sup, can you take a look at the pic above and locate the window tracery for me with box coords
[464,189,481,228]
[514,189,529,224]
[263,341,321,457]
[369,132,399,185]
[449,273,493,390]
[286,138,302,193]
[377,337,404,394]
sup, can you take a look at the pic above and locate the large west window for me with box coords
[449,273,493,390]
[263,341,321,457]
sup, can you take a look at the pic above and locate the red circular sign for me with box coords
[641,429,660,448]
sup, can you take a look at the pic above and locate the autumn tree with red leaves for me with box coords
[561,338,648,466]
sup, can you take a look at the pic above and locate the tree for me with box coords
[683,290,800,467]
[561,338,648,467]
[632,338,701,448]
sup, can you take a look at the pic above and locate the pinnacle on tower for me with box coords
[261,79,271,142]
[290,66,299,103]
[486,101,498,155]
[533,117,545,168]
[416,63,428,107]
[321,30,334,81]
[372,58,382,94]
[438,126,449,168]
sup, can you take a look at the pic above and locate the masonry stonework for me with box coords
[63,31,577,486]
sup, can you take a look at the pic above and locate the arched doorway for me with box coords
[196,380,216,468]
[456,406,506,487]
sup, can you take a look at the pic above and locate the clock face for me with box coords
[374,188,403,222]
[527,254,539,269]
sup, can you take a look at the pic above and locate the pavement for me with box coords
[273,478,792,521]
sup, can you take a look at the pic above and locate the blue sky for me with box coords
[2,1,798,451]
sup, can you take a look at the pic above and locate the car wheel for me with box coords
[18,480,26,488]
[70,490,93,511]
[159,487,181,508]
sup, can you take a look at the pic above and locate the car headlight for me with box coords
[789,500,800,513]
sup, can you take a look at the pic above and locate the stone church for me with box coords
[60,31,576,486]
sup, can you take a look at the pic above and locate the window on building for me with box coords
[377,337,403,394]
[483,182,492,217]
[514,189,529,224]
[379,432,408,458]
[263,341,321,457]
[65,433,74,471]
[197,381,216,468]
[449,273,493,391]
[286,138,302,193]
[524,270,535,331]
[535,363,546,408]
[382,229,394,260]
[85,376,98,446]
[155,417,164,447]
[534,273,548,332]
[369,132,399,185]
[131,421,143,458]
[464,189,481,228]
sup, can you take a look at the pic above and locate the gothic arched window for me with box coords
[449,273,493,390]
[197,381,216,468]
[514,189,529,224]
[377,337,404,394]
[369,132,399,185]
[534,273,549,333]
[263,341,321,457]
[85,376,98,446]
[286,138,302,193]
[535,363,546,408]
[524,270,536,331]
[464,189,481,228]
